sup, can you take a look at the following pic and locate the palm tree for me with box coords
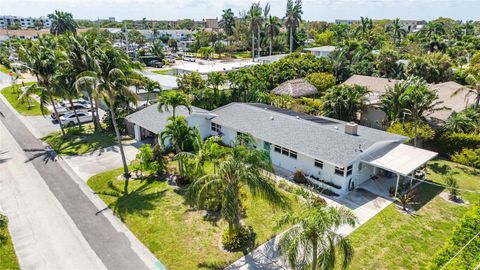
[151,39,165,61]
[276,204,358,270]
[186,136,288,235]
[399,77,442,147]
[322,85,369,122]
[18,37,66,136]
[159,116,196,176]
[157,91,191,118]
[395,189,415,211]
[53,65,83,128]
[442,112,477,133]
[387,18,407,46]
[219,8,235,37]
[48,10,77,35]
[265,15,282,56]
[381,81,410,123]
[144,80,161,105]
[285,0,303,53]
[464,71,480,109]
[180,131,225,175]
[357,17,373,43]
[206,72,225,102]
[246,2,263,61]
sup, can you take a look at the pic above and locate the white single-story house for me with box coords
[303,46,336,58]
[256,54,289,64]
[126,102,437,197]
[173,61,257,76]
[343,75,475,129]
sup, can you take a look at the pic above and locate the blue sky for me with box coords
[2,0,479,22]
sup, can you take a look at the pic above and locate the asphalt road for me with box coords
[0,96,150,270]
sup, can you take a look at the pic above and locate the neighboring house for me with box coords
[126,102,437,197]
[0,15,52,29]
[172,61,257,76]
[271,78,318,98]
[303,46,336,58]
[256,54,289,64]
[343,75,475,128]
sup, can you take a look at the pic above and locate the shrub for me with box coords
[387,121,435,143]
[0,214,8,245]
[292,170,308,184]
[444,174,460,201]
[305,72,336,94]
[222,226,253,251]
[451,148,480,169]
[428,203,480,270]
[437,132,480,156]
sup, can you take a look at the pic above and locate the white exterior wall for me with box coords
[187,115,211,139]
[360,107,388,129]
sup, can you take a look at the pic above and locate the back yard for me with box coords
[338,160,480,269]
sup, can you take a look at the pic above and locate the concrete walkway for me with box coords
[0,84,160,269]
[227,188,392,269]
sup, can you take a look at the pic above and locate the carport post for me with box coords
[394,174,400,198]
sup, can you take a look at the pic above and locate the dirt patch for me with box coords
[439,192,469,205]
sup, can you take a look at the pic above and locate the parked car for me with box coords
[147,60,164,68]
[51,102,91,119]
[182,56,196,62]
[59,111,93,126]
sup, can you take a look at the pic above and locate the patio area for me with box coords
[358,175,398,199]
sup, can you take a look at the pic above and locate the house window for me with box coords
[346,165,353,176]
[211,122,221,133]
[314,159,323,169]
[274,145,297,160]
[334,166,345,176]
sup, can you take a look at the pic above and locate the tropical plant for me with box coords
[322,84,369,121]
[150,39,165,61]
[395,188,415,211]
[246,2,263,60]
[186,135,288,246]
[198,46,214,59]
[176,72,205,93]
[284,0,303,53]
[48,10,77,35]
[305,72,336,94]
[443,111,478,133]
[451,148,480,169]
[157,91,191,118]
[144,79,161,105]
[405,53,453,83]
[219,8,235,36]
[444,174,460,201]
[276,203,358,270]
[265,15,282,56]
[463,69,480,109]
[206,71,226,101]
[387,18,407,45]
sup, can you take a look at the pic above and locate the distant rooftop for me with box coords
[173,61,257,74]
[304,46,336,52]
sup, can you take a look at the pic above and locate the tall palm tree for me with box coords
[206,71,225,102]
[464,71,480,109]
[322,85,369,122]
[381,81,410,123]
[285,0,303,53]
[53,65,83,128]
[151,39,164,61]
[265,15,282,56]
[277,204,358,270]
[246,2,263,61]
[144,79,161,105]
[186,136,288,235]
[399,77,442,147]
[157,91,191,118]
[18,37,66,136]
[219,8,235,37]
[387,18,407,46]
[48,10,77,35]
[159,116,196,175]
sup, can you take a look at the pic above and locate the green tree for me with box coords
[284,0,303,53]
[305,72,336,94]
[376,49,401,78]
[186,135,288,241]
[277,204,357,270]
[167,38,177,52]
[144,79,161,104]
[406,53,453,83]
[463,69,480,109]
[176,72,205,93]
[48,10,77,35]
[322,85,369,121]
[198,46,214,59]
[219,8,235,36]
[315,30,335,46]
[151,39,165,61]
[387,18,407,45]
[246,2,263,61]
[206,71,226,99]
[265,15,282,56]
[157,91,191,118]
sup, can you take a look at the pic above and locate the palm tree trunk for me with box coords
[87,91,98,130]
[311,238,318,270]
[49,94,65,136]
[413,113,418,147]
[269,34,273,56]
[475,91,479,109]
[257,25,261,58]
[94,95,101,129]
[108,91,130,194]
[251,31,255,61]
[68,98,82,129]
[289,27,293,53]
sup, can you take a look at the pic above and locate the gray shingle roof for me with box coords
[211,103,406,167]
[126,104,211,134]
[271,78,318,97]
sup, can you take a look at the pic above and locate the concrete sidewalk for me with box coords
[0,92,159,269]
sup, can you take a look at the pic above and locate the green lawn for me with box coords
[1,83,44,116]
[88,167,303,270]
[151,69,174,75]
[229,51,252,59]
[0,64,10,74]
[0,215,20,270]
[339,160,480,270]
[43,125,118,156]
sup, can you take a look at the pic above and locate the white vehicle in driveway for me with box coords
[59,112,93,126]
[50,102,91,119]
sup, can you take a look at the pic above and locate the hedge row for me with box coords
[436,132,480,156]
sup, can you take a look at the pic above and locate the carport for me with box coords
[360,144,438,197]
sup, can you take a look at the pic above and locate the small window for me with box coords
[335,166,345,176]
[289,151,297,159]
[274,145,281,153]
[211,122,221,132]
[314,159,323,169]
[281,148,289,155]
[346,165,353,176]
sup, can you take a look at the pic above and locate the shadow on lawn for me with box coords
[197,261,231,270]
[412,181,444,212]
[95,180,166,221]
[45,128,116,156]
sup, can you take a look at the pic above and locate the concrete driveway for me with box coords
[62,141,140,182]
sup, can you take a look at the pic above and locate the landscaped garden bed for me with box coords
[1,83,43,116]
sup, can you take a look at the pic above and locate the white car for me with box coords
[59,112,93,126]
[51,103,91,119]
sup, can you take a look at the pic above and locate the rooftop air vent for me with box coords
[345,122,358,135]
[270,116,274,120]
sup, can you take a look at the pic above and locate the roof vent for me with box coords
[264,107,268,110]
[334,126,338,130]
[296,116,300,119]
[270,116,274,120]
[345,122,358,135]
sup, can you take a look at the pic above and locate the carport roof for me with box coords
[361,143,437,176]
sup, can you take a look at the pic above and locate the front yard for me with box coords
[88,167,303,270]
[338,160,480,269]
[0,215,20,270]
[42,125,118,156]
[1,83,43,116]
